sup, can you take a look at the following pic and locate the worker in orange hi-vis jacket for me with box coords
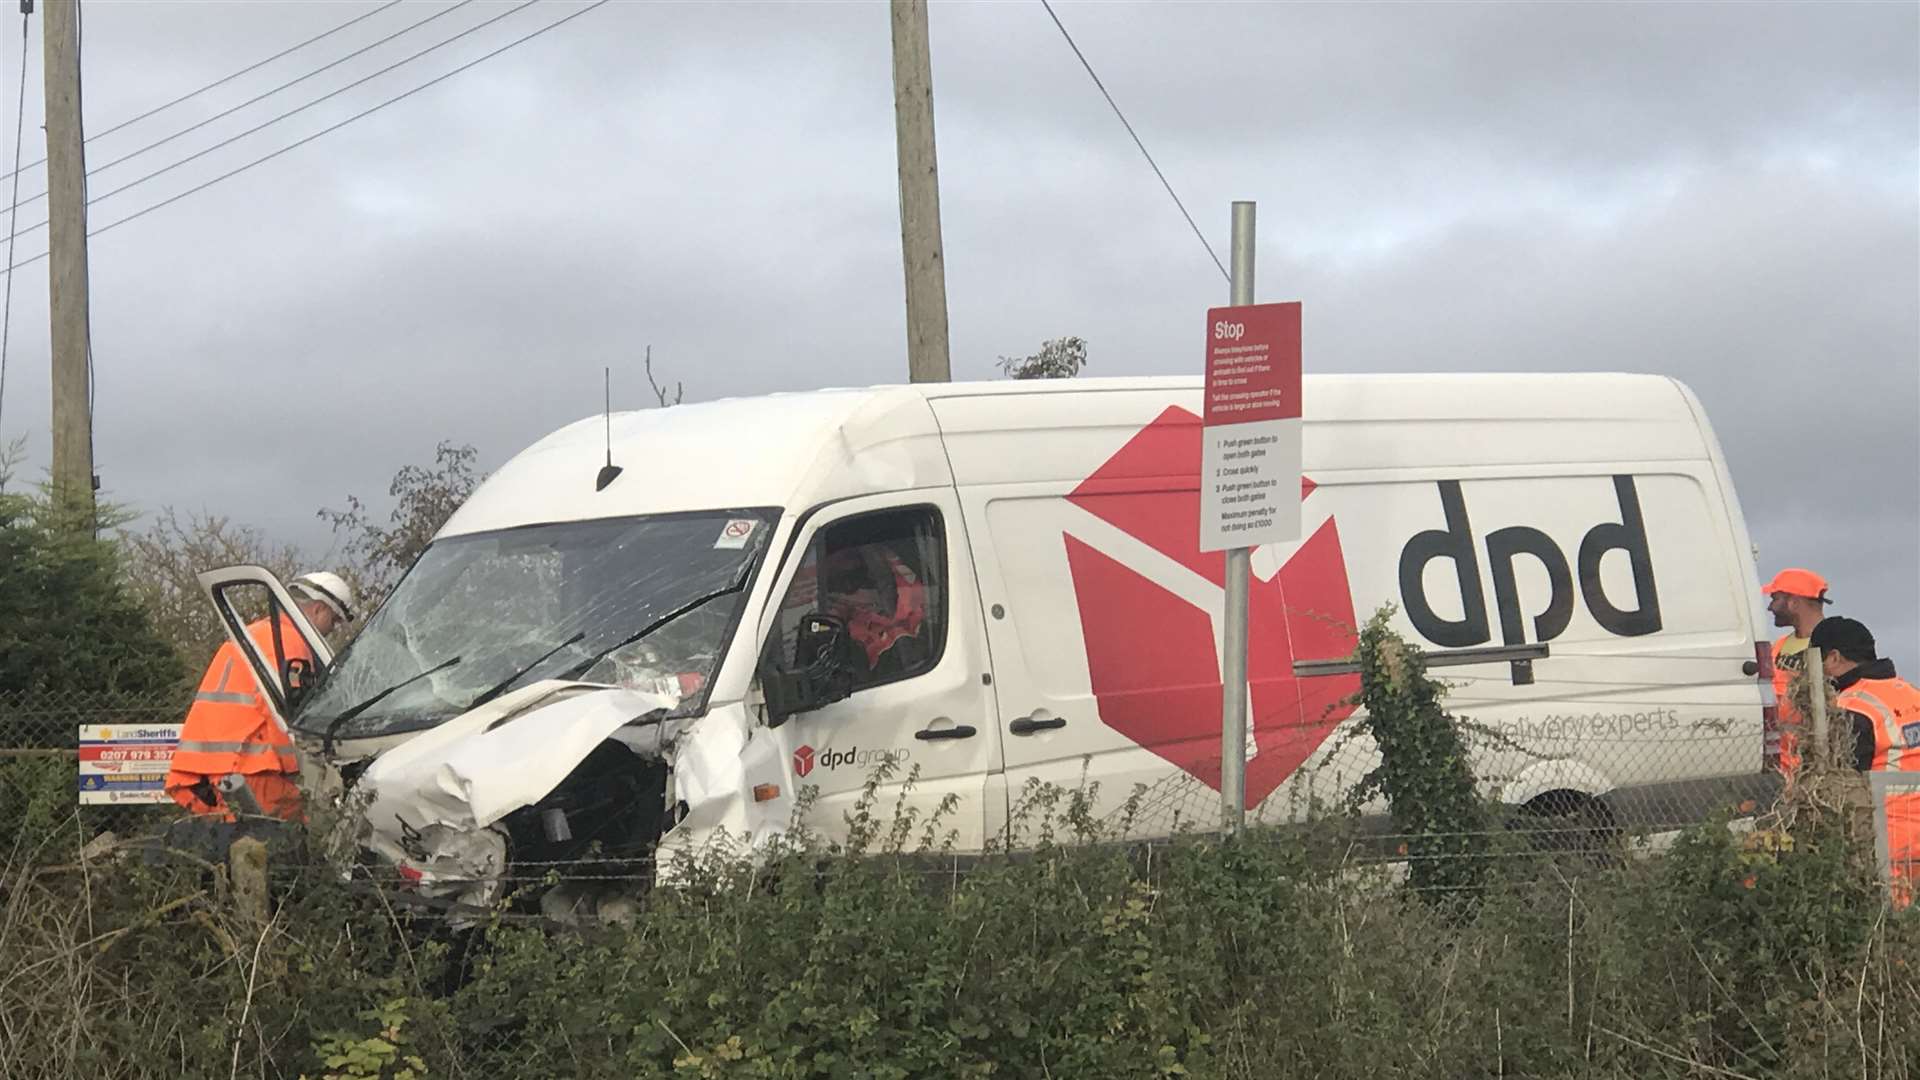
[164,572,353,821]
[1810,617,1920,910]
[1762,568,1833,785]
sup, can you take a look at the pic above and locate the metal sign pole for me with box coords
[1220,201,1255,832]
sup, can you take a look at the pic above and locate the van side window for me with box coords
[772,507,947,693]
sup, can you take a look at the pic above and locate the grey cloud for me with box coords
[1291,166,1918,662]
[934,3,1918,163]
[0,1,1910,662]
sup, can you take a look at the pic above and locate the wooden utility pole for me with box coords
[888,0,951,383]
[42,0,95,524]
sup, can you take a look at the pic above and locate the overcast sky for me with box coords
[0,0,1913,661]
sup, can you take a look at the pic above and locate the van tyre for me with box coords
[1511,791,1619,871]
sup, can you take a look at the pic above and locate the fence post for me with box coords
[229,836,270,928]
[1806,646,1829,768]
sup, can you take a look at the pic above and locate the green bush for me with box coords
[0,792,1915,1079]
[0,756,77,853]
[1340,606,1494,898]
[0,481,187,698]
[3,615,1914,1078]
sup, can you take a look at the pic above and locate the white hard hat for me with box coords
[290,571,355,623]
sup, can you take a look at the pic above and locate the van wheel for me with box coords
[1511,791,1618,870]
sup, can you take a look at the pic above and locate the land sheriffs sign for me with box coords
[1200,302,1302,552]
[77,724,180,805]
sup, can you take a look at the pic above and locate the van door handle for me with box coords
[915,724,977,741]
[1008,716,1067,735]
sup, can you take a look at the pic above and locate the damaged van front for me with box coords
[303,509,782,916]
[198,508,784,920]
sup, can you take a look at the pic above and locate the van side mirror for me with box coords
[762,614,857,728]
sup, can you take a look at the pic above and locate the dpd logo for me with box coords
[1064,406,1359,810]
[791,744,911,776]
[1397,477,1662,648]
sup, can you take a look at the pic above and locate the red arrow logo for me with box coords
[1065,406,1359,810]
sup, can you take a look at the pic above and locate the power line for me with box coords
[0,8,28,443]
[9,0,528,240]
[1036,0,1228,284]
[0,0,407,184]
[0,0,613,278]
[13,0,475,208]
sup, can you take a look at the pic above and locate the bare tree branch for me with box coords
[645,345,683,407]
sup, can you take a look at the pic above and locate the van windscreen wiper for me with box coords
[464,631,587,712]
[556,583,745,685]
[322,654,462,752]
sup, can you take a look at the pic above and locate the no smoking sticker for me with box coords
[714,519,758,549]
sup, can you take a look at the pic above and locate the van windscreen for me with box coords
[294,508,779,741]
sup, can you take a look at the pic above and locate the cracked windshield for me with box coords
[295,509,778,740]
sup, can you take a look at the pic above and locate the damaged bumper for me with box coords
[330,681,778,921]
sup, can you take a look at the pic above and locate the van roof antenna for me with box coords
[595,366,623,492]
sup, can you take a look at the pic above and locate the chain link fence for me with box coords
[3,680,1910,964]
[1105,714,1779,844]
[1,690,192,836]
[0,689,190,754]
[0,671,1813,889]
[1055,638,1790,872]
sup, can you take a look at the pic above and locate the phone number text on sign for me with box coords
[76,724,180,805]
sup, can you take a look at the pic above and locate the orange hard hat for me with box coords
[1761,568,1830,603]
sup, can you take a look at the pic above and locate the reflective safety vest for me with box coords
[1771,634,1810,780]
[1839,675,1920,910]
[164,616,309,820]
[822,550,928,670]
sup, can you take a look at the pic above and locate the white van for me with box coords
[202,374,1779,912]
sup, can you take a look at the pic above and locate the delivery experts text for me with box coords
[1498,708,1688,743]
